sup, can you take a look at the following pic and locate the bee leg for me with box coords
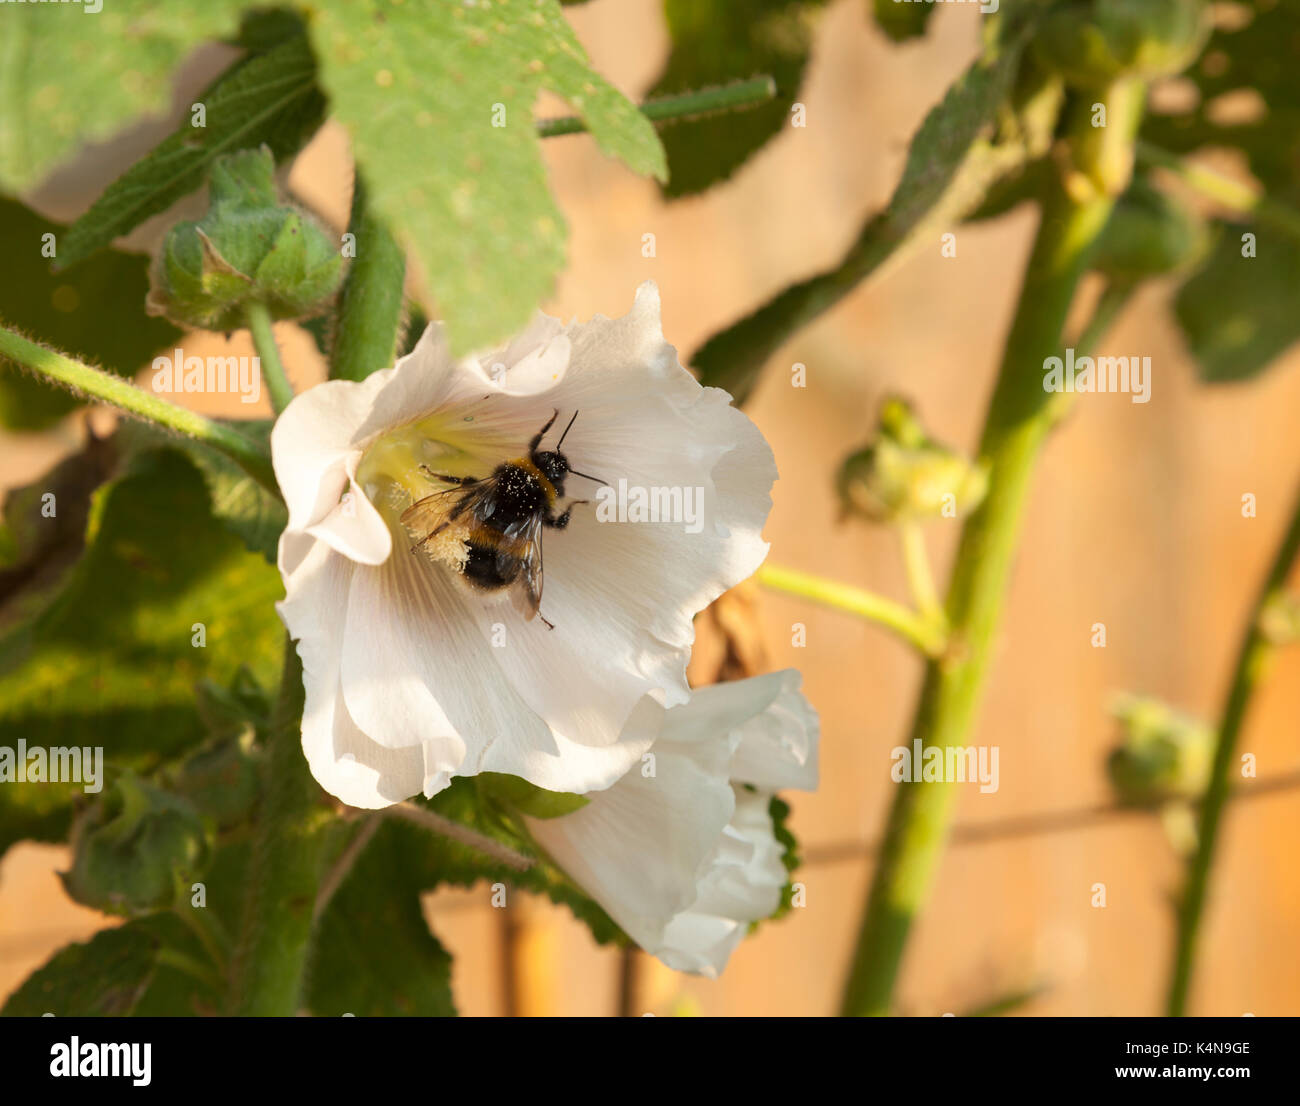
[539,611,556,631]
[543,500,589,530]
[530,409,561,452]
[419,466,477,486]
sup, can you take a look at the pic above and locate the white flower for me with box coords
[524,670,819,977]
[272,283,776,808]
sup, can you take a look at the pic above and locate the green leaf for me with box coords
[691,34,1029,403]
[308,0,666,354]
[647,0,826,198]
[1,912,219,1017]
[0,450,284,859]
[869,0,934,42]
[1173,217,1300,382]
[57,33,327,270]
[766,793,800,923]
[308,819,456,1017]
[0,432,114,639]
[0,0,249,192]
[1141,0,1300,381]
[478,771,590,818]
[413,778,625,947]
[120,420,286,561]
[0,198,180,430]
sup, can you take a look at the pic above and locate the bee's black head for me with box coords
[532,449,570,491]
[529,410,605,494]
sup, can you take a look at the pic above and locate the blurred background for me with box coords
[2,0,1298,1015]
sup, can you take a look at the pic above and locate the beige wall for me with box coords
[2,1,1298,1015]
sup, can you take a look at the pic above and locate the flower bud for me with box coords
[61,773,210,916]
[147,146,343,331]
[836,396,988,524]
[1033,0,1209,88]
[1106,695,1213,806]
[1092,176,1210,282]
[166,732,264,831]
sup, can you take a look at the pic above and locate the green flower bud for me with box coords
[61,773,211,916]
[1093,176,1210,282]
[478,771,590,819]
[1033,0,1209,88]
[148,146,344,331]
[1106,695,1213,806]
[166,732,263,831]
[836,396,988,524]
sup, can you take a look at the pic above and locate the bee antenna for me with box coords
[556,409,580,449]
[567,468,608,487]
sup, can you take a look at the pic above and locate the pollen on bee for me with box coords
[415,525,470,574]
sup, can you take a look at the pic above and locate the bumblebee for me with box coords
[400,410,603,629]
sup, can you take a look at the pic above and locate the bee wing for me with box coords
[401,480,492,548]
[508,513,545,621]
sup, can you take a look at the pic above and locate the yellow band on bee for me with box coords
[514,457,558,505]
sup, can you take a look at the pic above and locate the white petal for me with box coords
[654,914,747,978]
[339,535,654,794]
[657,671,820,792]
[271,369,396,533]
[277,530,426,808]
[524,743,736,948]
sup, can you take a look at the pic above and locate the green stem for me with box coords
[537,76,776,138]
[0,322,277,494]
[1074,280,1135,354]
[244,301,293,414]
[330,176,407,382]
[756,562,947,657]
[1136,141,1300,241]
[227,636,331,1015]
[1166,478,1300,1015]
[839,81,1146,1017]
[899,524,944,628]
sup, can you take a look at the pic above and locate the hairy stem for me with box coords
[244,301,293,414]
[0,323,277,493]
[385,801,535,872]
[1166,478,1300,1015]
[330,176,407,382]
[840,81,1146,1016]
[537,76,776,138]
[757,561,947,657]
[227,637,331,1015]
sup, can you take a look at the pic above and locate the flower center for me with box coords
[355,410,497,522]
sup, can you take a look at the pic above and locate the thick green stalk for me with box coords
[0,323,277,493]
[329,177,406,382]
[840,83,1145,1016]
[1166,479,1300,1015]
[227,638,331,1015]
[244,301,294,414]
